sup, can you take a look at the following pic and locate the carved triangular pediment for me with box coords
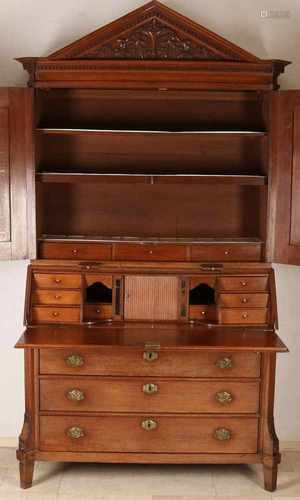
[49,1,259,62]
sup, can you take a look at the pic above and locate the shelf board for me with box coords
[39,235,263,245]
[36,128,267,137]
[36,172,268,186]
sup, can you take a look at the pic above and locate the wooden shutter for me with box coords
[0,88,35,260]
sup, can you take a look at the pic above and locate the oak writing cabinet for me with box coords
[6,0,300,491]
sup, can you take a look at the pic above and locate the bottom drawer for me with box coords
[39,415,258,454]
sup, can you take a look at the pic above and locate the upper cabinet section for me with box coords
[17,0,289,90]
[0,88,35,260]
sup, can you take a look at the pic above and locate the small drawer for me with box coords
[32,290,81,306]
[218,293,269,308]
[189,304,216,322]
[114,243,187,261]
[191,244,262,262]
[39,349,260,378]
[218,276,268,292]
[40,378,260,414]
[31,306,80,324]
[33,273,81,289]
[39,242,112,261]
[39,415,258,454]
[218,308,268,325]
[83,304,113,321]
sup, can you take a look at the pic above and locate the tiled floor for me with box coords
[0,448,300,500]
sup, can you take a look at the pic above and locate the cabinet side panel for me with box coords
[290,106,300,245]
[0,108,11,242]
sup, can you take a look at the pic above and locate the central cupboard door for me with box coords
[124,276,179,320]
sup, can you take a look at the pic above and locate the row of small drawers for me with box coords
[32,273,269,291]
[39,241,262,262]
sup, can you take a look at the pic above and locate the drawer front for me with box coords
[191,244,262,262]
[218,276,268,292]
[32,306,80,324]
[189,305,216,322]
[218,293,269,308]
[83,304,113,321]
[32,290,81,306]
[33,273,81,289]
[39,349,260,378]
[219,308,268,325]
[40,378,260,414]
[39,242,112,261]
[114,244,187,261]
[39,415,258,454]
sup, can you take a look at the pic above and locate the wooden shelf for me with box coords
[36,172,268,186]
[16,325,287,352]
[36,128,267,136]
[39,235,263,244]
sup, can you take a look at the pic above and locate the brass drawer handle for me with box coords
[224,250,230,256]
[96,308,101,314]
[54,294,61,300]
[215,357,232,369]
[143,383,158,395]
[52,311,60,317]
[141,419,158,431]
[72,249,78,255]
[241,297,248,303]
[67,426,85,439]
[143,351,159,362]
[242,313,249,319]
[54,278,62,284]
[241,281,248,287]
[214,428,231,441]
[215,391,233,405]
[66,354,85,367]
[67,389,85,402]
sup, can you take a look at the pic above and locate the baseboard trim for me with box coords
[0,437,299,451]
[0,438,18,448]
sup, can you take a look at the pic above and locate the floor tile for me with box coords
[152,496,216,499]
[0,462,62,498]
[272,472,300,497]
[288,453,300,472]
[212,464,272,498]
[0,448,17,469]
[59,463,214,497]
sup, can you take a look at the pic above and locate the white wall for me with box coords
[0,0,299,441]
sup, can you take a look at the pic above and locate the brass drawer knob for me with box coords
[241,297,248,303]
[224,250,230,256]
[54,294,61,300]
[141,419,158,431]
[143,383,158,395]
[96,308,101,314]
[143,351,159,362]
[242,313,249,319]
[72,249,78,254]
[241,281,248,287]
[215,391,233,405]
[66,354,85,367]
[52,311,60,317]
[67,426,85,439]
[67,389,85,402]
[54,278,62,284]
[215,357,232,369]
[214,428,231,441]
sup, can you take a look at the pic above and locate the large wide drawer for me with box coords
[39,415,258,454]
[33,273,81,289]
[190,244,262,262]
[40,378,260,414]
[114,244,187,261]
[39,349,261,378]
[218,276,268,292]
[32,306,80,324]
[39,242,112,261]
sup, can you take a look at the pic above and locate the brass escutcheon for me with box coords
[66,354,85,368]
[67,389,85,402]
[141,419,158,431]
[215,390,233,405]
[214,428,231,441]
[143,383,158,395]
[67,426,85,439]
[143,351,159,362]
[215,357,232,369]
